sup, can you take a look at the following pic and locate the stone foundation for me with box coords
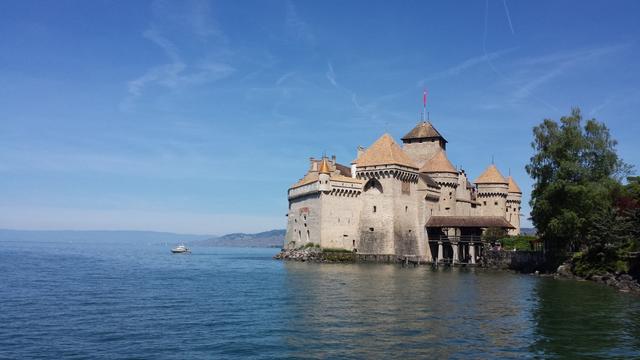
[480,250,544,272]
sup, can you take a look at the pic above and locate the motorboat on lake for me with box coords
[171,244,191,254]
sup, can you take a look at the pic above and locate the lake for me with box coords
[1,241,639,359]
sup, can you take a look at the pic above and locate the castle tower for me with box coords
[419,150,458,216]
[474,164,509,218]
[355,133,422,257]
[506,176,522,235]
[401,121,448,168]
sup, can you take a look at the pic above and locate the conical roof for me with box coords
[419,150,457,174]
[475,164,508,184]
[401,121,447,142]
[355,133,418,169]
[507,176,522,193]
[318,158,331,174]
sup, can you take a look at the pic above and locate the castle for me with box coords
[285,121,522,263]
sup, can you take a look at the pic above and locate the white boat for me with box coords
[171,244,191,254]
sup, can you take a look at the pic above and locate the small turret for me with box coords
[506,176,522,235]
[420,150,458,215]
[474,164,508,218]
[318,157,331,192]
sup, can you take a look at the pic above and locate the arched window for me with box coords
[363,178,383,194]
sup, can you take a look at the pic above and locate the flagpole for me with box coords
[422,88,427,122]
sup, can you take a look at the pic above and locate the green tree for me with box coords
[526,108,630,262]
[482,227,506,244]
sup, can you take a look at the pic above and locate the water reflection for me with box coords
[281,263,541,358]
[531,278,640,358]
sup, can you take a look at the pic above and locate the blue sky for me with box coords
[1,0,639,234]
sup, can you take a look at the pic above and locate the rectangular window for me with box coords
[373,206,377,213]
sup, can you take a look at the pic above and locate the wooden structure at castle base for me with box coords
[426,216,515,265]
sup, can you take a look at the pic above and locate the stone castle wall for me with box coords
[286,193,321,249]
[402,140,442,168]
[320,192,361,250]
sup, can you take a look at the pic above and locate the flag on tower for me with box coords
[423,88,428,108]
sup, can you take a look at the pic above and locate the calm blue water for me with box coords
[1,241,639,359]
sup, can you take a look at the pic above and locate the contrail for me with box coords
[483,0,558,111]
[502,0,515,35]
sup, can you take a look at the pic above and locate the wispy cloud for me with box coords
[502,0,515,35]
[275,71,296,86]
[285,0,314,44]
[418,48,516,84]
[324,61,369,115]
[512,43,629,101]
[188,0,224,39]
[121,1,235,110]
[325,62,337,87]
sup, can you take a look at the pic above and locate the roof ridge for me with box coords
[356,133,418,169]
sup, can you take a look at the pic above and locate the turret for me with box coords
[401,121,448,168]
[474,164,508,218]
[419,150,458,216]
[318,157,331,192]
[506,176,522,235]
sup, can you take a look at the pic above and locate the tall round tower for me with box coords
[419,150,458,215]
[506,176,522,235]
[474,164,508,218]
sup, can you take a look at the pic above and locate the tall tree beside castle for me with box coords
[526,107,632,264]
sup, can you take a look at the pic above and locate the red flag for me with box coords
[423,88,428,107]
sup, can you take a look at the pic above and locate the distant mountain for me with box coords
[520,228,537,236]
[192,229,285,248]
[0,229,211,245]
[0,228,285,248]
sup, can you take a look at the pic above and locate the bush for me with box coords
[571,247,628,278]
[499,235,538,251]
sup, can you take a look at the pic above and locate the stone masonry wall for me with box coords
[320,192,361,250]
[482,250,544,272]
[358,176,395,255]
[285,193,321,249]
[402,140,442,168]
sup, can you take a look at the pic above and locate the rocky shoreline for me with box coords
[274,248,356,263]
[555,263,640,294]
